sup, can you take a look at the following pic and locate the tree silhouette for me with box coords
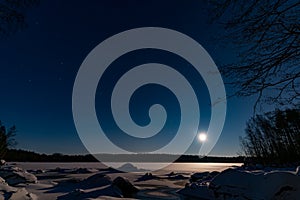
[210,0,300,111]
[0,121,17,159]
[240,109,300,164]
[0,0,39,36]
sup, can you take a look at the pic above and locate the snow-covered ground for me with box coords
[0,162,298,199]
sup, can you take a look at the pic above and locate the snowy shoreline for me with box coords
[0,162,299,199]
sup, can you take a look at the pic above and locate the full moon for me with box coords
[198,132,207,142]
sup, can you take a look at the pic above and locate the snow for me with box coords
[0,162,298,199]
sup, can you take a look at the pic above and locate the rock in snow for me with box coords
[112,176,139,198]
[81,173,112,189]
[190,172,210,182]
[210,168,300,200]
[136,173,158,182]
[9,188,37,200]
[0,166,37,186]
[57,176,138,200]
[178,183,214,200]
[0,160,5,166]
[0,179,37,200]
[296,166,300,176]
[179,168,300,200]
[117,163,145,172]
[73,168,96,174]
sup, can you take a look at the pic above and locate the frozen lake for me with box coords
[11,162,242,172]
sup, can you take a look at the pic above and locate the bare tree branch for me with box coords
[0,0,39,36]
[210,0,300,111]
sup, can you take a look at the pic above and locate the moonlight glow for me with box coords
[198,132,207,142]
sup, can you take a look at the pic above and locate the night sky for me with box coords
[0,0,256,156]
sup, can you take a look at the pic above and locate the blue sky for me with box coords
[0,0,255,156]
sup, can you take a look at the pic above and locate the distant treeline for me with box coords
[4,149,244,163]
[4,149,97,162]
